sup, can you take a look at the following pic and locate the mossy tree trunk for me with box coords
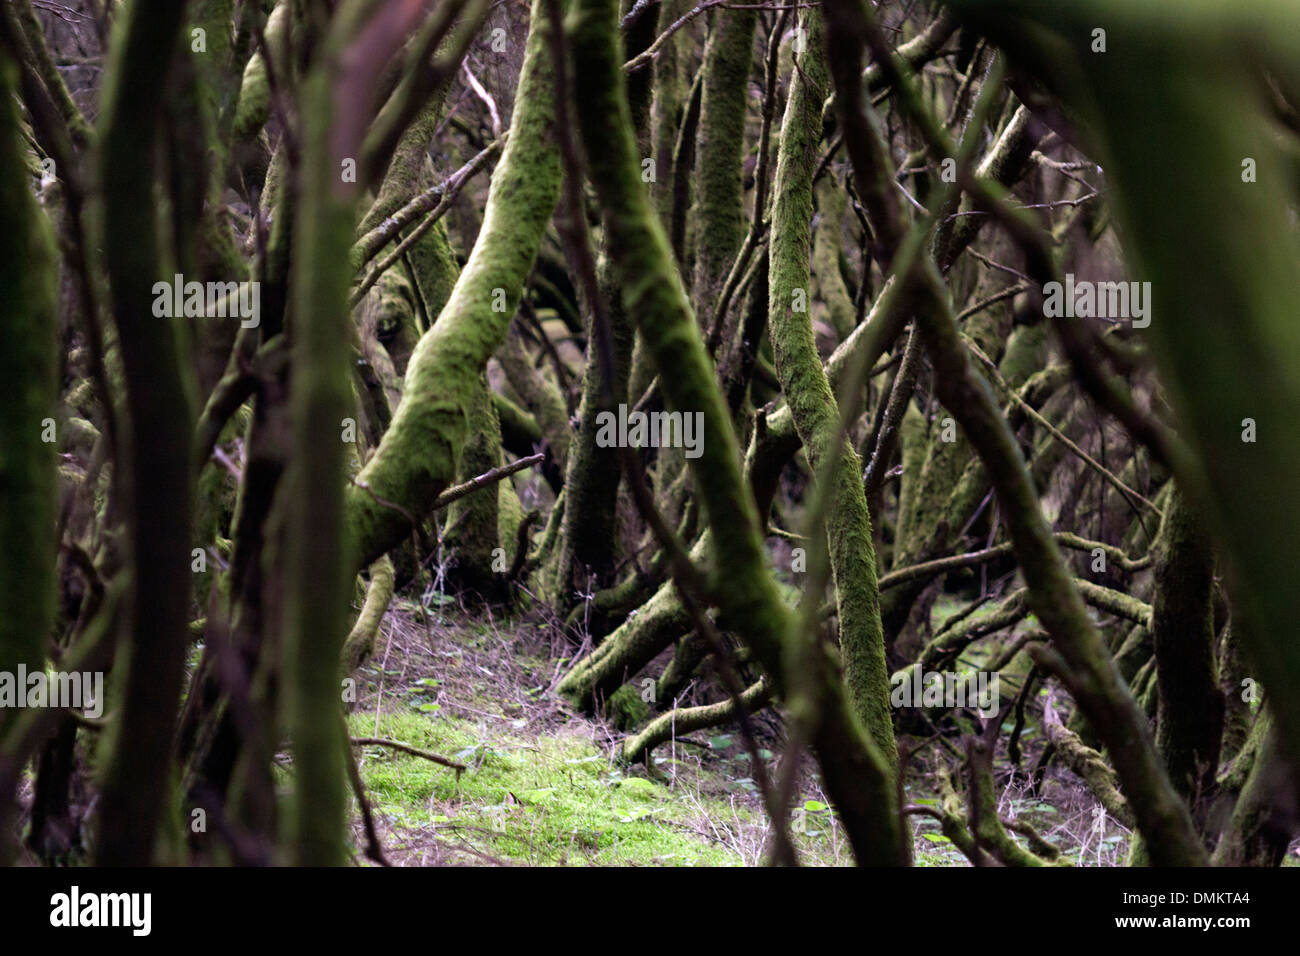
[345,0,563,574]
[690,6,756,318]
[0,48,59,747]
[763,9,897,773]
[950,0,1300,799]
[443,372,508,603]
[277,8,364,864]
[1212,712,1299,865]
[1150,487,1223,800]
[553,268,634,622]
[93,0,196,866]
[568,0,904,864]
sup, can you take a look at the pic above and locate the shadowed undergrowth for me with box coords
[336,598,1278,867]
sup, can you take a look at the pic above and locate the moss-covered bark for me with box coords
[168,0,254,401]
[1212,712,1298,865]
[1042,691,1135,827]
[568,0,903,865]
[949,0,1300,797]
[690,7,756,317]
[7,0,91,148]
[358,98,460,342]
[812,178,856,342]
[818,0,1207,864]
[1150,487,1223,798]
[443,373,507,603]
[915,253,1205,864]
[231,0,287,142]
[648,0,683,234]
[622,677,771,764]
[498,323,572,474]
[341,556,395,674]
[0,51,58,743]
[557,577,691,707]
[763,11,896,772]
[884,302,1011,643]
[345,0,563,573]
[494,389,565,492]
[279,6,370,864]
[554,260,635,621]
[93,0,196,866]
[965,730,1057,866]
[1217,622,1253,762]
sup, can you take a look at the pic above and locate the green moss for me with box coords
[763,10,896,773]
[0,52,59,743]
[444,373,505,602]
[231,2,286,142]
[558,577,690,708]
[497,325,571,472]
[570,0,902,864]
[345,0,563,572]
[690,6,757,313]
[497,478,527,556]
[348,709,752,865]
[359,98,459,334]
[279,25,367,863]
[606,684,652,731]
[555,257,635,612]
[813,178,856,341]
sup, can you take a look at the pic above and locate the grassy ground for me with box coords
[344,597,858,866]
[17,580,1290,866]
[338,590,1297,867]
[341,593,1103,867]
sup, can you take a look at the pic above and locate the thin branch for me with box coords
[353,135,503,268]
[351,737,468,772]
[431,453,545,510]
[965,335,1163,520]
[623,0,730,74]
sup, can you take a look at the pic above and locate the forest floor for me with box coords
[344,589,1163,867]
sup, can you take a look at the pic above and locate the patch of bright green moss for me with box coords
[349,709,760,865]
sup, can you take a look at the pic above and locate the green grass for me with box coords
[349,709,771,865]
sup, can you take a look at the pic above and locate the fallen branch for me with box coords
[341,716,391,866]
[621,677,773,764]
[350,737,467,773]
[1037,686,1134,827]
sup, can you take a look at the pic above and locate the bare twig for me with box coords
[351,737,468,773]
[431,453,545,510]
